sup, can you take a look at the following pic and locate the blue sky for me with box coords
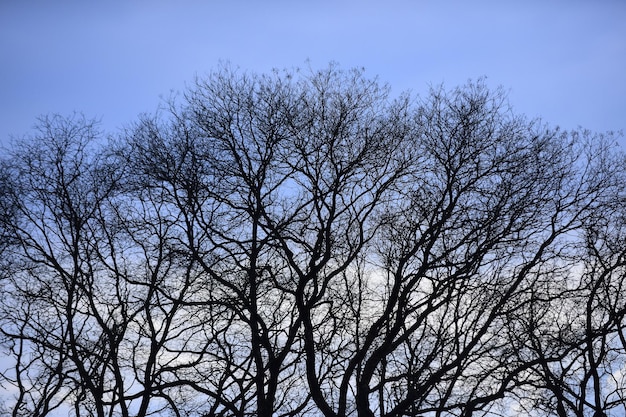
[1,1,625,146]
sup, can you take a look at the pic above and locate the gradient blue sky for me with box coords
[1,1,625,146]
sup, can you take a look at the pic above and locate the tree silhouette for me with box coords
[1,65,624,417]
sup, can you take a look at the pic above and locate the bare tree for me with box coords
[1,65,624,417]
[0,114,120,417]
[290,81,622,417]
[508,133,626,417]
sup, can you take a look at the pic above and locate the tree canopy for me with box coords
[1,65,625,417]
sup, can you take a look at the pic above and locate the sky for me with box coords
[1,1,625,148]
